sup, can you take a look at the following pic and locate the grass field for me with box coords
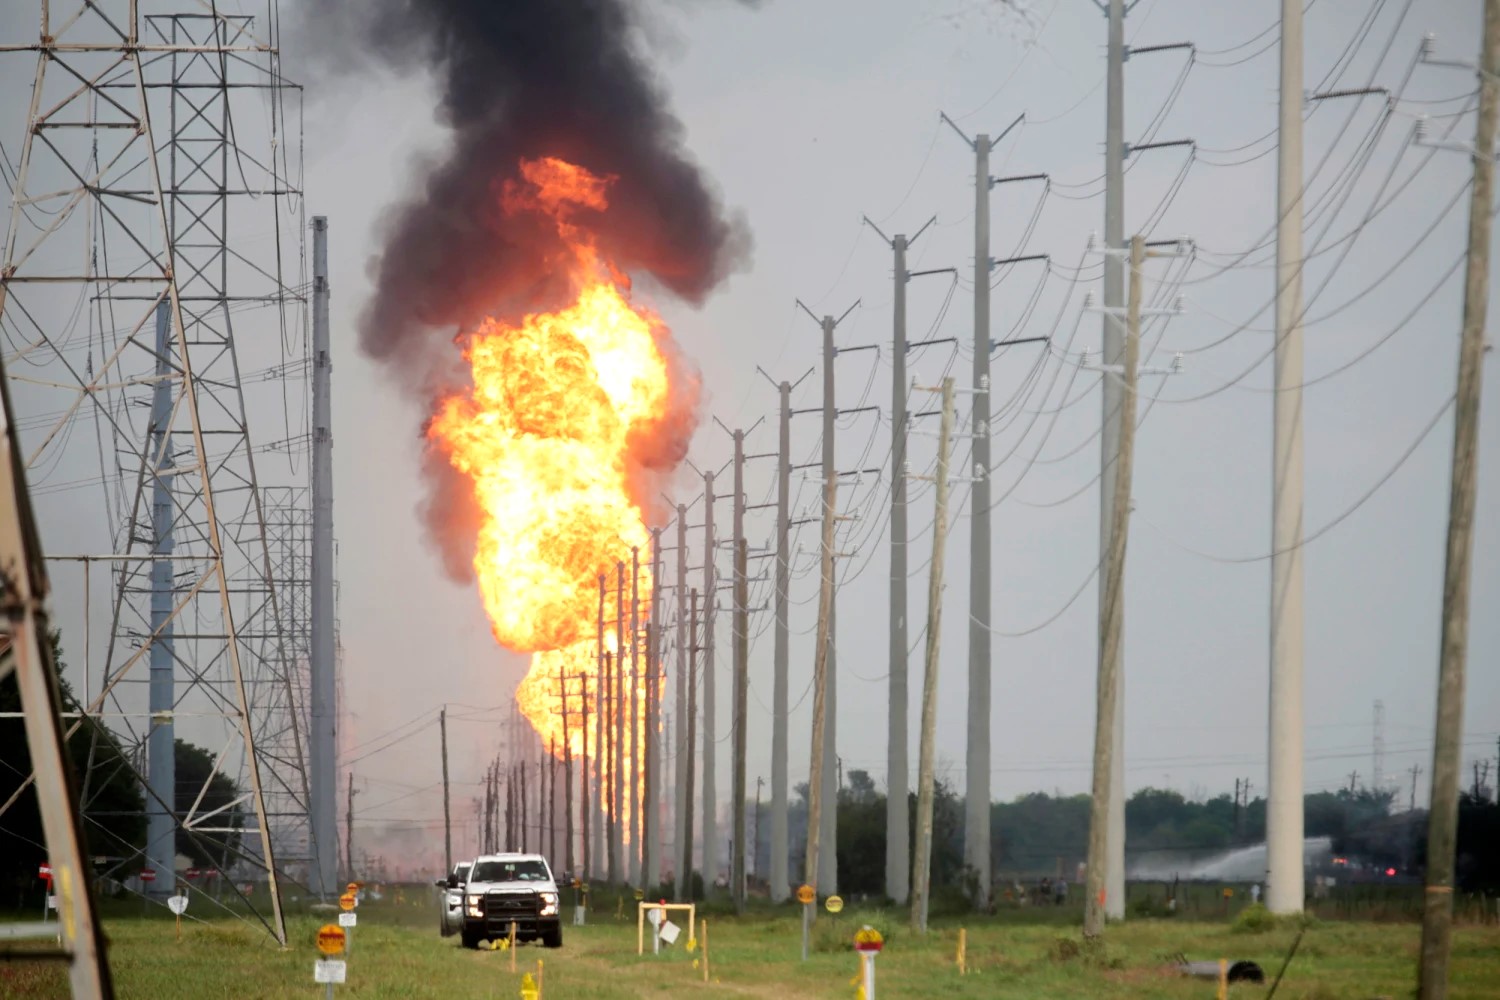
[3,888,1499,999]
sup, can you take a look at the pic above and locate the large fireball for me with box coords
[428,157,670,770]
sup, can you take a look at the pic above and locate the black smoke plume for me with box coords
[303,0,751,581]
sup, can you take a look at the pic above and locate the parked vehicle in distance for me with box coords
[458,853,562,949]
[436,860,472,937]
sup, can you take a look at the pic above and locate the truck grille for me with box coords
[483,892,540,921]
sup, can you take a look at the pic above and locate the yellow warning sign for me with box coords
[316,924,346,956]
[338,892,357,912]
[796,884,815,905]
[825,895,844,914]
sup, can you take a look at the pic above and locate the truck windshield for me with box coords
[470,860,550,883]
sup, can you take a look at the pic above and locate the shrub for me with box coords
[1232,902,1276,933]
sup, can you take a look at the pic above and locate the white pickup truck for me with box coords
[459,853,563,949]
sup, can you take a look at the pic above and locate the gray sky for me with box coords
[5,0,1498,873]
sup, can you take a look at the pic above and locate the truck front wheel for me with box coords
[460,926,483,949]
[542,925,563,949]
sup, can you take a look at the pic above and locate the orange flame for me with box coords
[428,158,672,782]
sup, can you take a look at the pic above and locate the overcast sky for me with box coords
[5,0,1499,875]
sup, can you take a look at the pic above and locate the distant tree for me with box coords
[844,769,878,805]
[174,739,243,870]
[0,630,144,902]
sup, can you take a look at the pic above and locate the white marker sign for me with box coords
[314,960,347,984]
[46,895,57,911]
[338,911,357,928]
[659,920,680,944]
[167,895,188,916]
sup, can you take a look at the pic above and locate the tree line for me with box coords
[0,633,244,906]
[748,769,1498,899]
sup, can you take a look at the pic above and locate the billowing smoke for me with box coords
[304,0,751,580]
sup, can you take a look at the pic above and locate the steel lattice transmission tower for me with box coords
[0,3,312,945]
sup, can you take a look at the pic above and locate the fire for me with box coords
[428,157,673,770]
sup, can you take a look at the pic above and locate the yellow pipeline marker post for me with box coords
[957,927,967,974]
[797,883,815,961]
[509,921,518,972]
[854,926,884,1000]
[314,924,347,1000]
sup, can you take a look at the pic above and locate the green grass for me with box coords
[3,887,1499,999]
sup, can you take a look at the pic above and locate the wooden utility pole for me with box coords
[804,470,838,900]
[911,376,954,934]
[549,738,558,865]
[1084,235,1143,940]
[753,775,764,882]
[682,589,700,899]
[1410,764,1422,814]
[646,527,663,890]
[614,560,626,883]
[441,707,452,873]
[345,771,356,882]
[1420,3,1499,996]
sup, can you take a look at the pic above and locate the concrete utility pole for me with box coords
[861,213,937,906]
[594,575,606,875]
[614,561,626,881]
[441,707,452,874]
[732,536,750,912]
[681,590,700,898]
[968,128,994,910]
[145,299,176,898]
[604,648,617,882]
[770,382,792,903]
[1420,2,1500,994]
[939,110,1021,909]
[631,547,642,886]
[310,215,338,898]
[702,471,718,890]
[1267,0,1307,918]
[1084,236,1144,940]
[675,504,689,890]
[647,527,663,888]
[580,675,590,878]
[731,429,750,912]
[805,312,841,900]
[911,377,954,934]
[549,737,559,864]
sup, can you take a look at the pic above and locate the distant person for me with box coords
[1054,877,1067,905]
[1250,883,1261,905]
[1039,877,1052,905]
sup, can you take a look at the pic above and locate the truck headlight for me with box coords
[466,894,484,918]
[540,891,558,916]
